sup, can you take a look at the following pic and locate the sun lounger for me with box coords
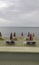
[24,41,36,46]
[32,41,36,45]
[26,41,36,45]
[6,40,15,45]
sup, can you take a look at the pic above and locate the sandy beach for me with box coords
[0,38,39,65]
[0,37,39,47]
[0,38,38,52]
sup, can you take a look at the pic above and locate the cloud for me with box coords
[0,17,18,26]
[16,10,39,27]
[0,0,39,27]
[0,1,14,10]
[0,1,7,8]
[0,18,11,26]
[18,10,37,19]
[19,0,39,12]
[0,18,8,22]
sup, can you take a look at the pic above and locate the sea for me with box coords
[0,27,39,38]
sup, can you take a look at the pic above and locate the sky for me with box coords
[0,0,39,27]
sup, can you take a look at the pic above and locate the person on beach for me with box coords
[32,33,36,40]
[27,32,30,37]
[13,32,17,40]
[10,32,13,40]
[0,32,2,40]
[30,34,33,41]
[6,32,15,45]
[0,32,4,40]
[21,32,23,37]
[26,32,30,40]
[0,32,2,38]
[26,32,33,41]
[19,32,24,39]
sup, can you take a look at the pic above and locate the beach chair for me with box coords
[27,42,30,45]
[26,41,36,46]
[6,40,15,45]
[32,42,36,45]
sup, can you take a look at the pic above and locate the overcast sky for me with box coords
[0,0,39,27]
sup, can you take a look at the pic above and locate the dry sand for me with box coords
[0,37,39,47]
[0,38,39,52]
